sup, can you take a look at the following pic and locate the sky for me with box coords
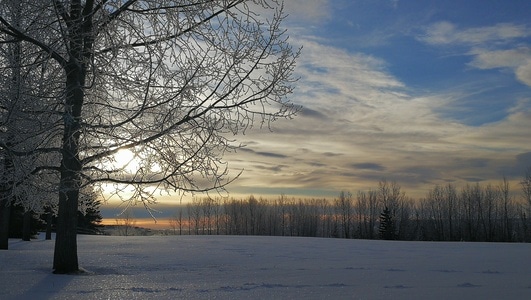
[103,0,531,219]
[220,0,531,200]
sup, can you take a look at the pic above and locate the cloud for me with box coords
[298,107,328,119]
[419,22,529,46]
[238,147,288,159]
[450,115,530,152]
[516,61,531,86]
[222,21,531,200]
[393,166,441,185]
[419,22,531,87]
[351,163,386,171]
[516,152,531,168]
[226,38,469,196]
[468,47,531,86]
[469,48,531,69]
[294,38,406,107]
[254,152,288,159]
[253,164,287,173]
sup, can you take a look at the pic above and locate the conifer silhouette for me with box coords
[379,207,396,240]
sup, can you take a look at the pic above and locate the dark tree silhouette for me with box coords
[77,200,103,235]
[379,206,396,240]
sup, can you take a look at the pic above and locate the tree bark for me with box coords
[0,144,14,249]
[0,199,11,249]
[52,57,85,273]
[52,120,82,272]
[22,210,32,241]
[53,187,80,273]
[45,206,53,240]
[51,0,92,272]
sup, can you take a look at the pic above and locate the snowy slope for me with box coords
[1,235,530,299]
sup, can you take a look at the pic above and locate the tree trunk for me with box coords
[52,131,82,273]
[52,58,85,273]
[22,210,32,241]
[0,199,11,250]
[45,206,53,240]
[53,187,80,273]
[0,1,19,250]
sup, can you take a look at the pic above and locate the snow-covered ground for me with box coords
[1,234,530,299]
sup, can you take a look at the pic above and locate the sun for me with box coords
[113,149,139,173]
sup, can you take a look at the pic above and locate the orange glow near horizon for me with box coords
[101,218,174,230]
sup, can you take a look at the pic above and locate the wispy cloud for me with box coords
[418,22,529,46]
[351,162,386,172]
[221,6,531,199]
[226,38,464,195]
[418,22,531,87]
[469,48,531,69]
[225,29,530,198]
[516,62,531,87]
[469,47,531,86]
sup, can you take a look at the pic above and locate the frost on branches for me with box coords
[0,1,299,272]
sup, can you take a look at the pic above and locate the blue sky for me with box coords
[220,0,531,200]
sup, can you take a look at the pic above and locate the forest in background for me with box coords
[155,172,531,243]
[9,170,531,243]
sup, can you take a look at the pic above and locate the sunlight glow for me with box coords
[113,149,139,173]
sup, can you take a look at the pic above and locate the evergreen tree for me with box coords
[77,200,103,235]
[379,207,396,240]
[9,204,43,239]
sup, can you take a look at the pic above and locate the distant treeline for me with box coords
[168,176,531,243]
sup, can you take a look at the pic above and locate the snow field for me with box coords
[1,234,530,299]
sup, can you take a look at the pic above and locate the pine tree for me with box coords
[77,200,103,235]
[379,207,396,240]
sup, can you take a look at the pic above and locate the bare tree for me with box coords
[444,184,458,241]
[0,1,63,249]
[424,185,446,240]
[115,208,136,237]
[169,207,185,235]
[0,2,25,249]
[335,191,353,238]
[277,194,288,236]
[482,184,500,241]
[423,184,458,241]
[168,216,178,235]
[1,1,298,273]
[318,198,333,237]
[498,177,512,241]
[520,167,531,242]
[188,199,202,235]
[213,198,223,235]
